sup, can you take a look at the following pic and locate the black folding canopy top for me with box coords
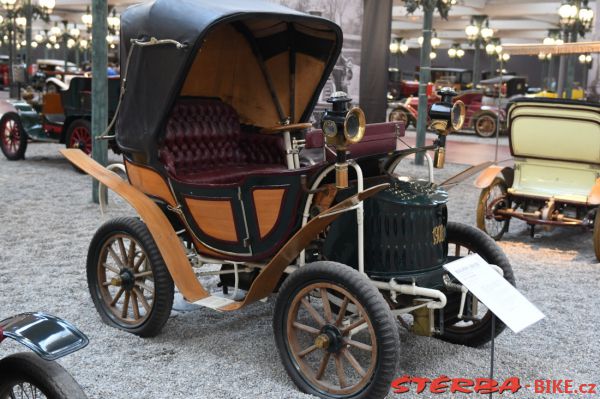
[116,0,343,155]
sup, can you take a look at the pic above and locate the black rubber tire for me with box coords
[274,261,399,399]
[476,177,510,241]
[0,352,87,399]
[87,217,174,337]
[593,209,600,261]
[437,222,516,347]
[474,113,498,138]
[0,113,27,161]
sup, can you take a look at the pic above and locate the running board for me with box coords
[192,296,237,311]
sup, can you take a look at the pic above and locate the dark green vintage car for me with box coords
[0,76,119,161]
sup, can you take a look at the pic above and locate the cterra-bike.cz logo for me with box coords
[390,376,598,396]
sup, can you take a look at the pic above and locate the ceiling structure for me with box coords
[392,0,598,49]
[26,0,139,32]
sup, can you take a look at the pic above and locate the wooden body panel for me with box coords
[184,197,239,242]
[253,188,286,238]
[42,93,64,115]
[125,160,177,207]
[220,183,390,311]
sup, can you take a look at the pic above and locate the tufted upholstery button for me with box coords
[159,98,286,184]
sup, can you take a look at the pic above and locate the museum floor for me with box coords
[0,138,596,398]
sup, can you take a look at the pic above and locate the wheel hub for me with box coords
[116,269,135,291]
[317,324,344,353]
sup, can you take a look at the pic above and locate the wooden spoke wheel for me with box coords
[437,222,515,347]
[66,119,92,155]
[474,114,497,138]
[274,262,398,399]
[0,113,27,161]
[87,217,174,337]
[476,177,510,241]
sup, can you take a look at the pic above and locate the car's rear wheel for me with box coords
[87,217,174,337]
[474,114,497,138]
[0,113,27,160]
[437,222,515,347]
[592,209,600,261]
[388,108,410,126]
[66,119,92,155]
[274,261,399,399]
[477,177,510,241]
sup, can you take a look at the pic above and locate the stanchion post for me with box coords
[91,0,109,204]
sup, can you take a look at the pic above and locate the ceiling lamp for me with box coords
[38,0,55,13]
[418,30,441,49]
[430,51,437,60]
[559,2,579,25]
[31,41,38,48]
[481,26,494,40]
[15,16,27,28]
[465,25,479,41]
[70,26,81,38]
[107,8,120,31]
[448,43,464,59]
[50,23,61,36]
[465,15,493,43]
[34,33,44,43]
[579,53,592,64]
[82,6,93,29]
[0,0,17,11]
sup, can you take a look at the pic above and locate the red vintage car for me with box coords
[389,82,512,138]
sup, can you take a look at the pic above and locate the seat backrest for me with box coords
[508,100,600,164]
[160,98,245,176]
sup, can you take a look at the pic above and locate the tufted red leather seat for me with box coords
[159,98,286,185]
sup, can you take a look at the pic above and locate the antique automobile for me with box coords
[0,76,119,161]
[388,67,472,102]
[31,59,84,93]
[0,312,88,398]
[389,75,529,138]
[475,98,600,259]
[388,89,503,137]
[61,1,516,398]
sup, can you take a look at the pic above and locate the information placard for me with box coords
[444,254,545,333]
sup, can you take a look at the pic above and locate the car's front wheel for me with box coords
[87,217,174,337]
[0,353,87,399]
[274,261,399,399]
[0,113,27,160]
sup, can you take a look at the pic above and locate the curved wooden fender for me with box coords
[588,178,600,205]
[61,149,210,302]
[220,183,390,311]
[474,165,512,189]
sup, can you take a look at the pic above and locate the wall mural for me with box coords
[271,0,364,107]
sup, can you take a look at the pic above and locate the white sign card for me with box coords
[444,254,545,333]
